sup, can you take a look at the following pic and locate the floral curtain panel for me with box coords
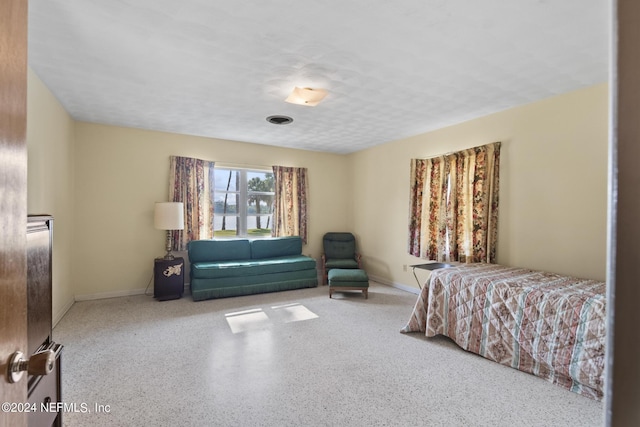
[408,142,500,263]
[169,155,215,251]
[272,166,308,243]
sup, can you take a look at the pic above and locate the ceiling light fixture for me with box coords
[285,87,328,107]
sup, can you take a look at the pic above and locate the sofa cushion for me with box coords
[251,236,302,259]
[191,255,316,279]
[188,239,251,263]
[191,270,318,301]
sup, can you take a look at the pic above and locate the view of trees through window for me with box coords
[213,168,275,238]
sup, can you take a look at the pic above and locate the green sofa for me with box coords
[188,236,318,301]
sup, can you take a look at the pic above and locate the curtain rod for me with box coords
[213,161,273,171]
[414,141,501,160]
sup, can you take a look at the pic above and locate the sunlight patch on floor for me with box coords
[225,303,318,333]
[225,308,271,333]
[271,303,319,323]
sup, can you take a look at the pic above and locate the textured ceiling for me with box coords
[28,0,609,154]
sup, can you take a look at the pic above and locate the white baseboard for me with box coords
[74,287,148,301]
[62,278,414,326]
[53,297,75,328]
[74,282,191,302]
[368,274,421,295]
[70,277,418,304]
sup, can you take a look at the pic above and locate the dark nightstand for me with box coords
[154,257,184,301]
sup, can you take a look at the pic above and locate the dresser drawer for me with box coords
[28,354,61,427]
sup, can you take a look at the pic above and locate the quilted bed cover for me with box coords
[401,264,606,400]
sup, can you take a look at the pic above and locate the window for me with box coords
[213,168,275,238]
[408,142,500,263]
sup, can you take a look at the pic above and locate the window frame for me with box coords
[213,167,275,239]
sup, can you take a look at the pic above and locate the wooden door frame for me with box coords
[0,0,28,426]
[606,0,640,425]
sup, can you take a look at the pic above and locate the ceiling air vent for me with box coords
[266,115,293,125]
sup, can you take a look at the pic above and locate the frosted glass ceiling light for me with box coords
[285,87,328,106]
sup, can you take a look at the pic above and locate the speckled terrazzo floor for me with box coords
[53,282,603,427]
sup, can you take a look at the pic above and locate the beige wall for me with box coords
[27,69,608,306]
[71,123,350,298]
[350,83,609,289]
[26,68,76,325]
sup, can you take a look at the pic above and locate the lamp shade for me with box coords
[154,202,184,230]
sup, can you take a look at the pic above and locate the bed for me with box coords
[401,263,606,400]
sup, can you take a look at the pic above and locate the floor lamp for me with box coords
[154,202,184,260]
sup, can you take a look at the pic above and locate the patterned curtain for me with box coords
[408,142,500,263]
[168,156,215,251]
[272,166,308,243]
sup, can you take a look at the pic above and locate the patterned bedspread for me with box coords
[401,264,606,400]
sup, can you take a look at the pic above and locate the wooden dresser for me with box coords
[26,215,63,427]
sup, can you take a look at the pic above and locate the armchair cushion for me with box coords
[323,232,356,259]
[328,268,369,285]
[325,259,359,269]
